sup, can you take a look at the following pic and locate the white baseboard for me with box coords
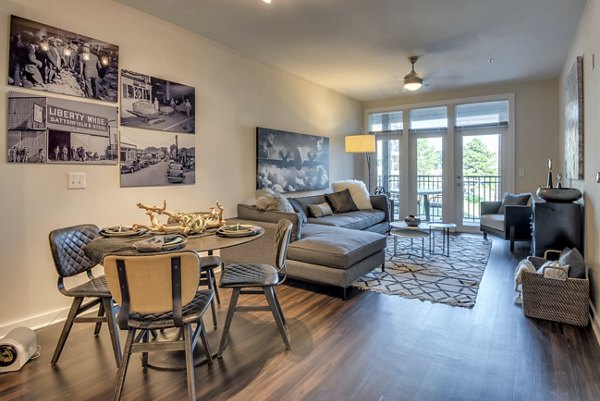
[590,301,600,347]
[0,306,72,338]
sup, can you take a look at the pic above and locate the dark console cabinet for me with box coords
[532,201,583,257]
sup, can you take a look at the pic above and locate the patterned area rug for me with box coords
[353,235,492,307]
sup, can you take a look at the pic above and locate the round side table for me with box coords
[389,222,430,258]
[428,222,456,257]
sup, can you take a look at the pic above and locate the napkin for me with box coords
[134,236,165,252]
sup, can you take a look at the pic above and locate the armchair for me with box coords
[480,193,532,252]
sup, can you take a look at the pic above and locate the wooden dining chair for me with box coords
[217,219,293,356]
[103,251,213,401]
[48,224,121,366]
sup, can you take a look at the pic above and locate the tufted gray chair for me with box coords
[217,219,293,356]
[48,224,121,365]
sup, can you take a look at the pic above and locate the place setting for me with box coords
[216,223,263,238]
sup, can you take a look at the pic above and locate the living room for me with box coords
[1,0,599,400]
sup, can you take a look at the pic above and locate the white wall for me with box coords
[0,0,360,334]
[558,0,600,335]
[362,79,559,194]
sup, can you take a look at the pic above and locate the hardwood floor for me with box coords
[1,237,600,400]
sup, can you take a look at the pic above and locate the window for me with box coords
[368,111,403,134]
[409,106,448,131]
[455,100,508,128]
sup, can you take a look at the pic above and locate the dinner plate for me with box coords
[100,226,145,237]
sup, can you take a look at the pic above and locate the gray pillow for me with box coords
[325,189,358,214]
[559,247,586,279]
[308,202,333,218]
[498,193,531,214]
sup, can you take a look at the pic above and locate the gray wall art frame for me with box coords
[564,56,584,180]
[256,127,329,193]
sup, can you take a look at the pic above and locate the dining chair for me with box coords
[48,224,121,366]
[103,251,213,401]
[217,219,293,356]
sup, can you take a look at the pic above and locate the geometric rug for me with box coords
[352,235,492,308]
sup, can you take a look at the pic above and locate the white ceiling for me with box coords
[116,0,586,101]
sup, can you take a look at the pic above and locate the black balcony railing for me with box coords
[377,174,501,223]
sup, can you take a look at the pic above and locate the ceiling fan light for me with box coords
[404,74,423,91]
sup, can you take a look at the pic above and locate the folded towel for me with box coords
[514,259,536,305]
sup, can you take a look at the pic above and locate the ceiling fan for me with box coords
[404,56,423,91]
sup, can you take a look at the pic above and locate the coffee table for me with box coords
[389,221,430,258]
[428,222,456,257]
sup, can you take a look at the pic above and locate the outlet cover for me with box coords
[68,173,86,189]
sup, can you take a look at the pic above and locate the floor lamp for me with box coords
[345,134,376,193]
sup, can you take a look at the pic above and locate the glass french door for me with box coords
[369,97,512,230]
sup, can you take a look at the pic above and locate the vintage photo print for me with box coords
[256,127,329,193]
[120,130,195,187]
[8,15,119,103]
[121,70,195,134]
[8,91,118,164]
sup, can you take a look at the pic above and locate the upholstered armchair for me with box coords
[480,193,533,252]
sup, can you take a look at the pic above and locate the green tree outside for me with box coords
[463,138,497,176]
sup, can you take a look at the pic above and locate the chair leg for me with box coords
[183,324,197,401]
[272,290,286,325]
[199,322,213,365]
[51,297,83,365]
[114,328,135,401]
[263,287,290,350]
[217,288,240,357]
[212,271,221,305]
[94,301,105,336]
[102,298,122,366]
[141,330,149,368]
[205,270,218,329]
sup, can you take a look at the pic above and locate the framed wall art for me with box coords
[121,69,195,134]
[256,127,329,193]
[8,15,119,103]
[563,56,584,180]
[8,91,118,164]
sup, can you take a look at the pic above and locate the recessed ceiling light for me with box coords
[487,58,496,63]
[262,0,272,4]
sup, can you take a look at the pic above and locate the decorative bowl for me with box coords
[536,187,582,203]
[404,215,421,227]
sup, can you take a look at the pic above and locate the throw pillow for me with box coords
[256,188,294,213]
[498,193,531,214]
[308,202,333,218]
[559,247,586,278]
[325,189,359,213]
[287,197,308,225]
[331,180,373,210]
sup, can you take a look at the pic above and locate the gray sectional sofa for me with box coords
[220,194,390,298]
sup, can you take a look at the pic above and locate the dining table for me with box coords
[84,226,265,370]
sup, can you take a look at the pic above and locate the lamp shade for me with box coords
[345,134,376,153]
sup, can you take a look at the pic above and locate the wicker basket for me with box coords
[522,255,589,327]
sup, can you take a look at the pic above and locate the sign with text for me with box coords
[47,105,108,132]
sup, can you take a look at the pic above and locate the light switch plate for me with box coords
[518,168,525,177]
[68,173,86,189]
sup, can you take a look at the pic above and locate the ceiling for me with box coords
[116,0,586,101]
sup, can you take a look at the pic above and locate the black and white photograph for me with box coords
[8,15,119,103]
[8,91,118,164]
[256,127,329,193]
[120,130,195,187]
[120,69,195,134]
